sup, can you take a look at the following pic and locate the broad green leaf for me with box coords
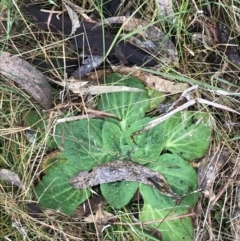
[100,181,138,208]
[105,73,146,89]
[163,112,211,161]
[121,117,152,146]
[54,119,115,170]
[130,120,165,164]
[121,117,165,163]
[140,154,198,208]
[22,110,57,148]
[140,203,194,241]
[119,144,132,158]
[37,119,123,215]
[98,73,149,131]
[35,162,90,215]
[22,110,45,129]
[102,121,122,155]
[147,88,165,110]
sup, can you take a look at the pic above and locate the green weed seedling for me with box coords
[35,73,211,241]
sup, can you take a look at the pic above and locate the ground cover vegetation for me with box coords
[0,0,240,240]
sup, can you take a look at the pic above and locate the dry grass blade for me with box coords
[136,85,240,134]
[50,76,144,95]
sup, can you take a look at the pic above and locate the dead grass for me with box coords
[0,0,240,240]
